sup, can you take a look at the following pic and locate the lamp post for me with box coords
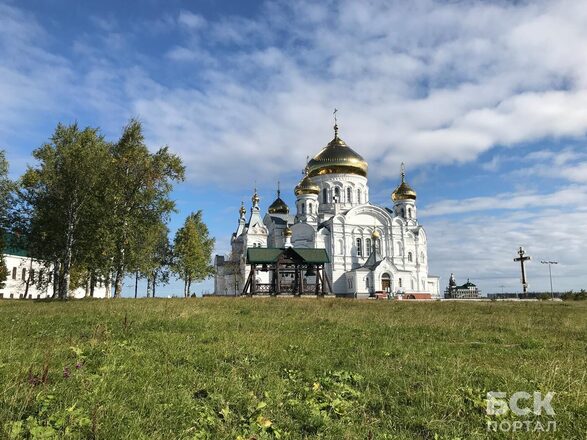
[540,260,558,299]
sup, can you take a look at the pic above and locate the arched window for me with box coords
[356,238,363,257]
[347,187,352,203]
[21,268,26,281]
[12,267,16,280]
[301,204,305,214]
[397,241,403,256]
[334,187,340,202]
[309,203,313,214]
[408,207,412,218]
[338,239,344,255]
[366,238,372,256]
[375,238,381,254]
[408,252,413,262]
[357,189,362,204]
[398,277,403,288]
[322,188,328,203]
[401,208,405,217]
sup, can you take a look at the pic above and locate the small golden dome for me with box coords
[306,125,368,178]
[252,190,260,205]
[294,173,320,196]
[239,202,246,216]
[283,226,293,237]
[391,164,417,201]
[371,230,381,240]
[268,190,289,214]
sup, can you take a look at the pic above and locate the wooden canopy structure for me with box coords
[243,247,332,296]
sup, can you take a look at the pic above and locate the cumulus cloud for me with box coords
[423,185,587,216]
[177,10,206,30]
[3,0,587,185]
[426,207,587,293]
[130,0,587,184]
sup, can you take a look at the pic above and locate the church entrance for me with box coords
[381,273,391,292]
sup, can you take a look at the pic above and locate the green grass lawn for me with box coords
[0,298,585,439]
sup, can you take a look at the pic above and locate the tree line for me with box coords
[0,120,214,298]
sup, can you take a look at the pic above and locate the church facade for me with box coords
[215,123,440,298]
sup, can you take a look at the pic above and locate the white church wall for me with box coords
[1,254,108,299]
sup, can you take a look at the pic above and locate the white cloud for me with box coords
[426,207,587,293]
[177,10,206,30]
[4,0,587,185]
[127,0,587,184]
[423,185,587,217]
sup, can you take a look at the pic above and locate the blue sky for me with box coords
[2,0,587,296]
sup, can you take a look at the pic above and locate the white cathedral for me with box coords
[215,123,439,299]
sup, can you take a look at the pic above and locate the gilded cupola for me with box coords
[391,163,417,201]
[268,184,290,214]
[306,123,368,178]
[294,172,320,196]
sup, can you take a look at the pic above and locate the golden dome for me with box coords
[283,226,293,237]
[391,164,417,201]
[306,125,368,178]
[252,190,260,205]
[371,230,381,240]
[268,189,289,214]
[239,202,246,217]
[294,173,320,196]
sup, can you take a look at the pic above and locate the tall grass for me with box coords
[0,298,585,439]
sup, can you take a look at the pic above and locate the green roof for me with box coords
[2,233,28,257]
[246,247,329,264]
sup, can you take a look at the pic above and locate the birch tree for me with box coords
[172,211,215,297]
[20,124,110,298]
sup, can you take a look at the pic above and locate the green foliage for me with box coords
[0,150,14,289]
[0,299,585,439]
[560,290,587,301]
[15,120,184,298]
[172,211,215,297]
[108,119,184,297]
[0,233,7,290]
[19,124,111,298]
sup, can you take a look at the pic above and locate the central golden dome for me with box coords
[306,125,368,178]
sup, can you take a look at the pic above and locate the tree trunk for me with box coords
[152,274,157,298]
[146,276,152,298]
[134,272,139,298]
[187,276,192,298]
[51,262,60,299]
[104,273,111,299]
[114,267,124,298]
[60,218,75,299]
[89,271,95,298]
[23,264,32,300]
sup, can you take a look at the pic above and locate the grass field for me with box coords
[0,298,585,439]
